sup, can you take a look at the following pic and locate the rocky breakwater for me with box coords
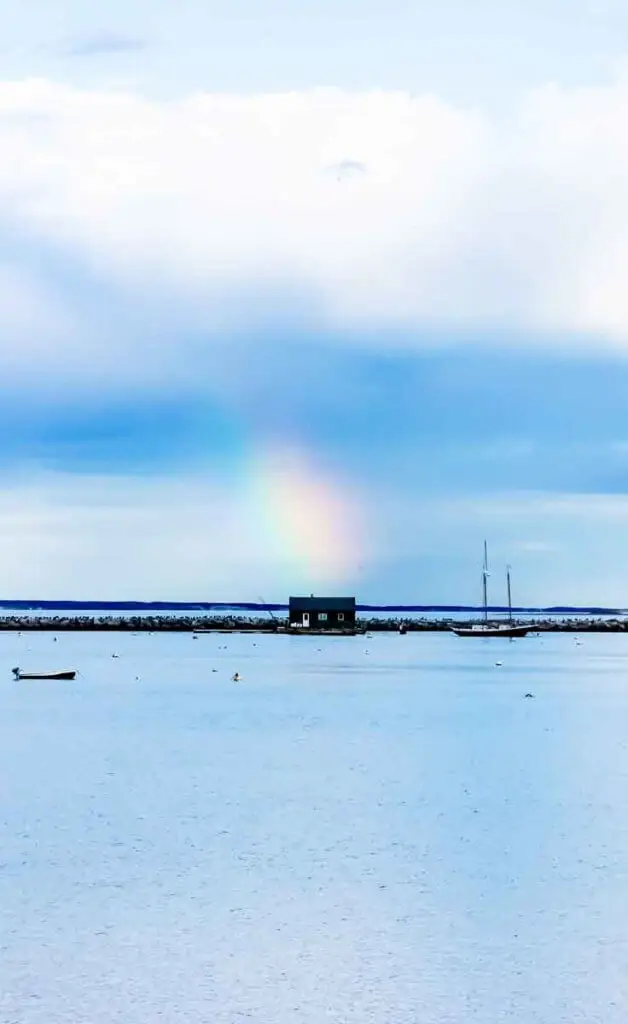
[359,616,628,633]
[0,614,282,632]
[0,614,627,633]
[528,617,628,632]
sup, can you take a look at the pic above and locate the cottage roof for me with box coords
[289,596,356,612]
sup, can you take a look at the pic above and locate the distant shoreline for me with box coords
[0,601,622,616]
[1,613,627,633]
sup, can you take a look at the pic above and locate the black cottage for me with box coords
[288,596,356,630]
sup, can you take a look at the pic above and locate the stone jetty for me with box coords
[0,613,626,633]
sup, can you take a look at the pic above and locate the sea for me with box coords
[2,628,628,1022]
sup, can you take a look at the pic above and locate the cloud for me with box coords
[61,32,149,58]
[362,488,628,604]
[0,463,366,600]
[0,471,252,600]
[0,76,628,396]
[323,159,368,181]
[0,448,625,604]
[6,78,628,600]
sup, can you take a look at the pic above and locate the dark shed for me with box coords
[288,596,356,629]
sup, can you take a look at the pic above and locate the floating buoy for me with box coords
[232,672,241,682]
[524,692,535,699]
[495,661,503,667]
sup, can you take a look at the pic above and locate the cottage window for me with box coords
[319,612,328,621]
[338,612,344,621]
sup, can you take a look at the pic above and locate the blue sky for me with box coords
[1,2,628,602]
[3,0,627,101]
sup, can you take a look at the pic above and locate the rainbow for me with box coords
[244,442,364,593]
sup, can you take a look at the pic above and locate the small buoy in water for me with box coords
[112,654,118,659]
[232,672,241,682]
[524,692,535,699]
[495,661,503,667]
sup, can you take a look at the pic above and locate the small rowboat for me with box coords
[12,667,76,680]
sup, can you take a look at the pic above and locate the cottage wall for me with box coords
[288,597,356,629]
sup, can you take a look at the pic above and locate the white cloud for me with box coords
[367,489,628,605]
[1,470,627,603]
[0,263,77,351]
[0,75,628,387]
[0,472,257,600]
[0,462,365,600]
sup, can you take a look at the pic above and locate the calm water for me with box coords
[2,630,628,1022]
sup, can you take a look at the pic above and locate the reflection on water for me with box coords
[2,630,628,1022]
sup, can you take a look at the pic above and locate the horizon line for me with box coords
[0,600,622,614]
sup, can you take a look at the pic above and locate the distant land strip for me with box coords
[0,600,623,615]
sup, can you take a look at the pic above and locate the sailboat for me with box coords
[451,543,530,638]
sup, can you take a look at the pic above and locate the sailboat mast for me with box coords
[506,565,512,623]
[482,540,489,622]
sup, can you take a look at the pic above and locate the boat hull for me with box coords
[14,670,76,680]
[451,625,530,638]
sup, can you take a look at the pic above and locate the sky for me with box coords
[2,2,628,603]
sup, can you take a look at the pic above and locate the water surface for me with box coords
[2,630,628,1022]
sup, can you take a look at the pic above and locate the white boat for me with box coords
[451,544,530,638]
[12,667,77,680]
